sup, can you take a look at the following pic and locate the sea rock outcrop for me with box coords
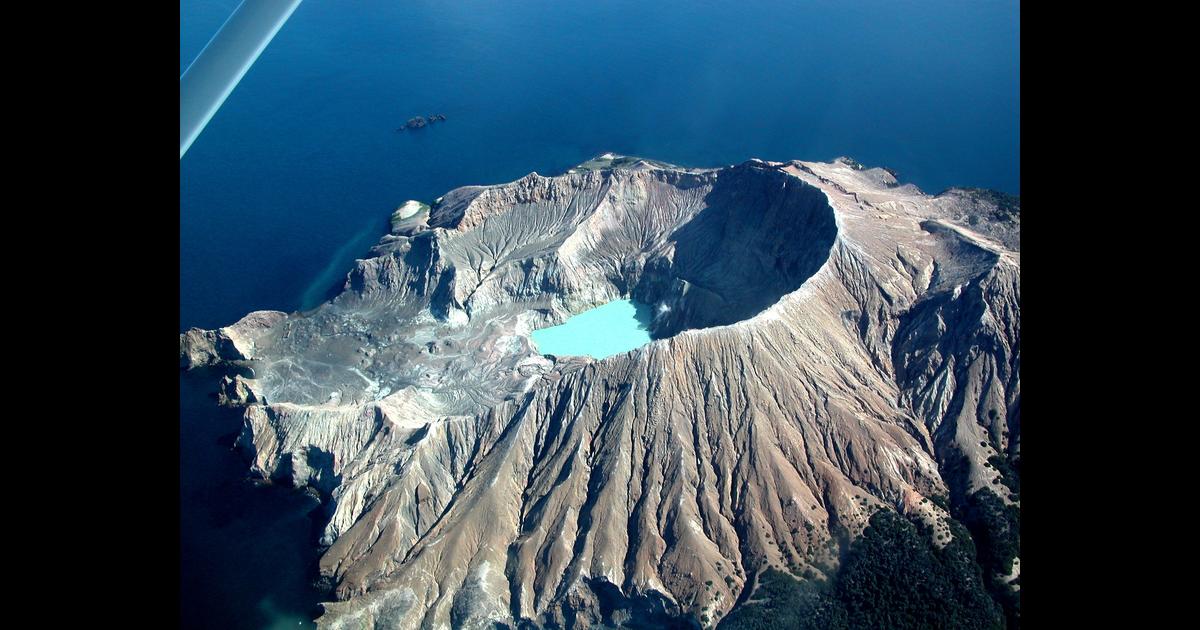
[397,114,447,132]
[181,154,1020,629]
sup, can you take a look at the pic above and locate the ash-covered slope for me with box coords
[181,155,1020,629]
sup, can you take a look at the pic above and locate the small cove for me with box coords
[531,299,654,359]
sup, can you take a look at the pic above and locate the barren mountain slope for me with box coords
[181,155,1020,629]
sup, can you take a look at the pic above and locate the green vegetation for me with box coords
[837,157,865,170]
[961,188,1020,219]
[719,511,1003,630]
[717,568,844,630]
[939,445,1021,627]
[960,489,1022,628]
[987,455,1019,494]
[961,490,1020,576]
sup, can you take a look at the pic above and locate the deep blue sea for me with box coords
[179,1,1018,627]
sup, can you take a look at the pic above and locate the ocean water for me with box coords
[179,372,323,629]
[531,300,654,359]
[179,1,1019,627]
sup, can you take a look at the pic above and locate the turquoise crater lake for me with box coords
[531,299,655,359]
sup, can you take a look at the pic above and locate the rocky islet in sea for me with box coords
[396,113,447,132]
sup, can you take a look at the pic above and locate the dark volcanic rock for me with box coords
[396,114,446,132]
